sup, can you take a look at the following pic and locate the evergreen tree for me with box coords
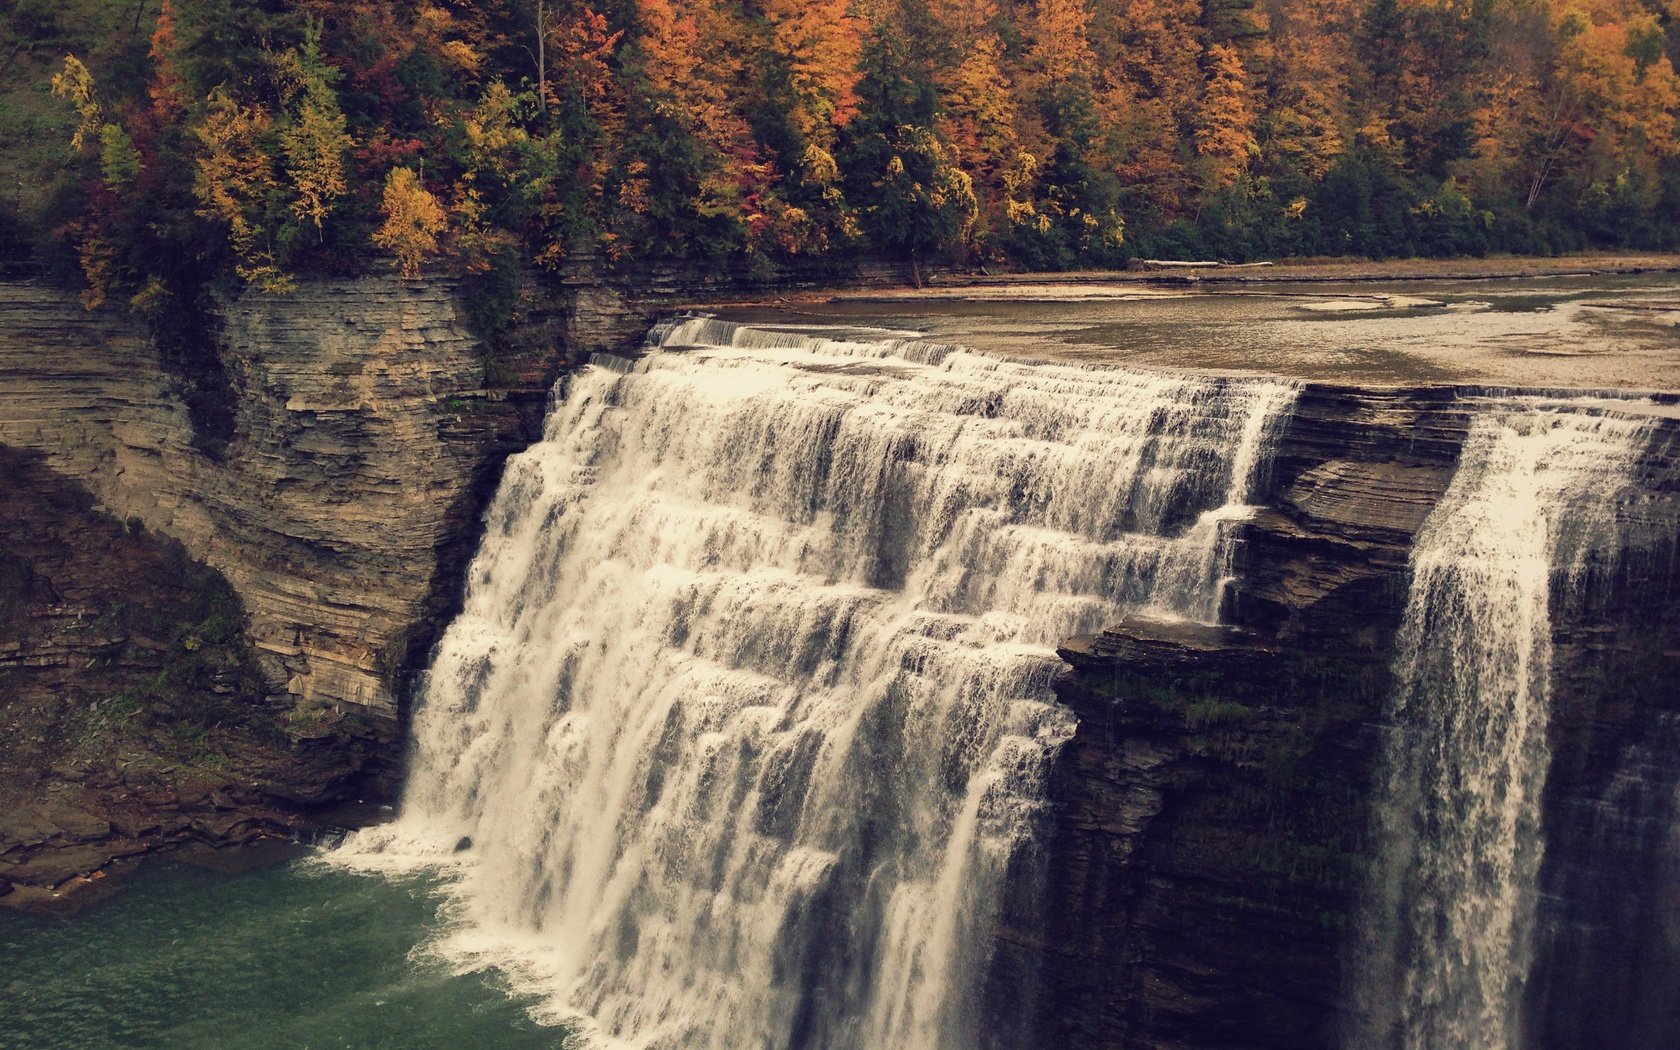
[840,14,976,281]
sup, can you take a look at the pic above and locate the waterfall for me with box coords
[1353,406,1652,1050]
[336,319,1296,1049]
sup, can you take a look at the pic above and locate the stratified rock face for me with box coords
[0,278,554,781]
[1021,387,1458,1050]
[1030,387,1680,1050]
[0,445,299,888]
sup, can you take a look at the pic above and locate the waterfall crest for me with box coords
[336,320,1296,1049]
[1353,406,1653,1050]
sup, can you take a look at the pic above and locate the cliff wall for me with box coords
[0,280,553,737]
[0,276,578,893]
[1026,388,1680,1049]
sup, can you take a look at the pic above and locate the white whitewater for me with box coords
[1354,406,1652,1049]
[336,318,1295,1049]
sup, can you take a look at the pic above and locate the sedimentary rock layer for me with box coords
[0,279,558,747]
[1033,388,1680,1049]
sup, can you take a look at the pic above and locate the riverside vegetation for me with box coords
[2,0,1679,318]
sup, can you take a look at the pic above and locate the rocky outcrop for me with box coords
[0,279,566,755]
[0,445,306,895]
[0,276,584,891]
[1024,387,1680,1049]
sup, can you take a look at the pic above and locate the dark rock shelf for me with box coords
[1016,385,1680,1050]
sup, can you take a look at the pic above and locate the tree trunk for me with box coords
[536,0,548,116]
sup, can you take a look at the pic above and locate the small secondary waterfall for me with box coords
[338,319,1294,1049]
[1353,407,1653,1050]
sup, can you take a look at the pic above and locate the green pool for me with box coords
[0,849,569,1049]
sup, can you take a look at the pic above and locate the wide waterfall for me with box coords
[336,318,1295,1049]
[1352,406,1653,1050]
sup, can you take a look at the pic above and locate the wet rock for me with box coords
[0,803,111,850]
[1025,386,1680,1050]
[7,844,120,889]
[108,813,161,839]
[0,809,60,850]
[43,802,112,843]
[192,815,253,843]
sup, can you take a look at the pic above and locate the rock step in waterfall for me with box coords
[333,318,1297,1050]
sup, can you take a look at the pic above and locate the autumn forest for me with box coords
[2,0,1678,309]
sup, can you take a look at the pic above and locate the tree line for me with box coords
[4,0,1678,310]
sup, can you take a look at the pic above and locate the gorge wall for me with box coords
[0,276,583,892]
[1033,387,1680,1049]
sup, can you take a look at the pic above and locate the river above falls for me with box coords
[710,273,1680,390]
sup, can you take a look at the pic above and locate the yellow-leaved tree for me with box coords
[764,0,864,142]
[1264,0,1354,180]
[194,88,288,290]
[49,55,126,308]
[1028,0,1098,90]
[278,20,352,240]
[50,55,102,154]
[1194,43,1258,192]
[374,167,449,278]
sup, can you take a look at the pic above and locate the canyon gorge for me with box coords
[2,273,1677,1049]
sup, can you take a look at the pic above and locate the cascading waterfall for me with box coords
[1352,406,1653,1050]
[336,319,1295,1049]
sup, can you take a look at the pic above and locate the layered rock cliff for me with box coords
[0,276,578,892]
[1023,387,1680,1049]
[0,445,288,893]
